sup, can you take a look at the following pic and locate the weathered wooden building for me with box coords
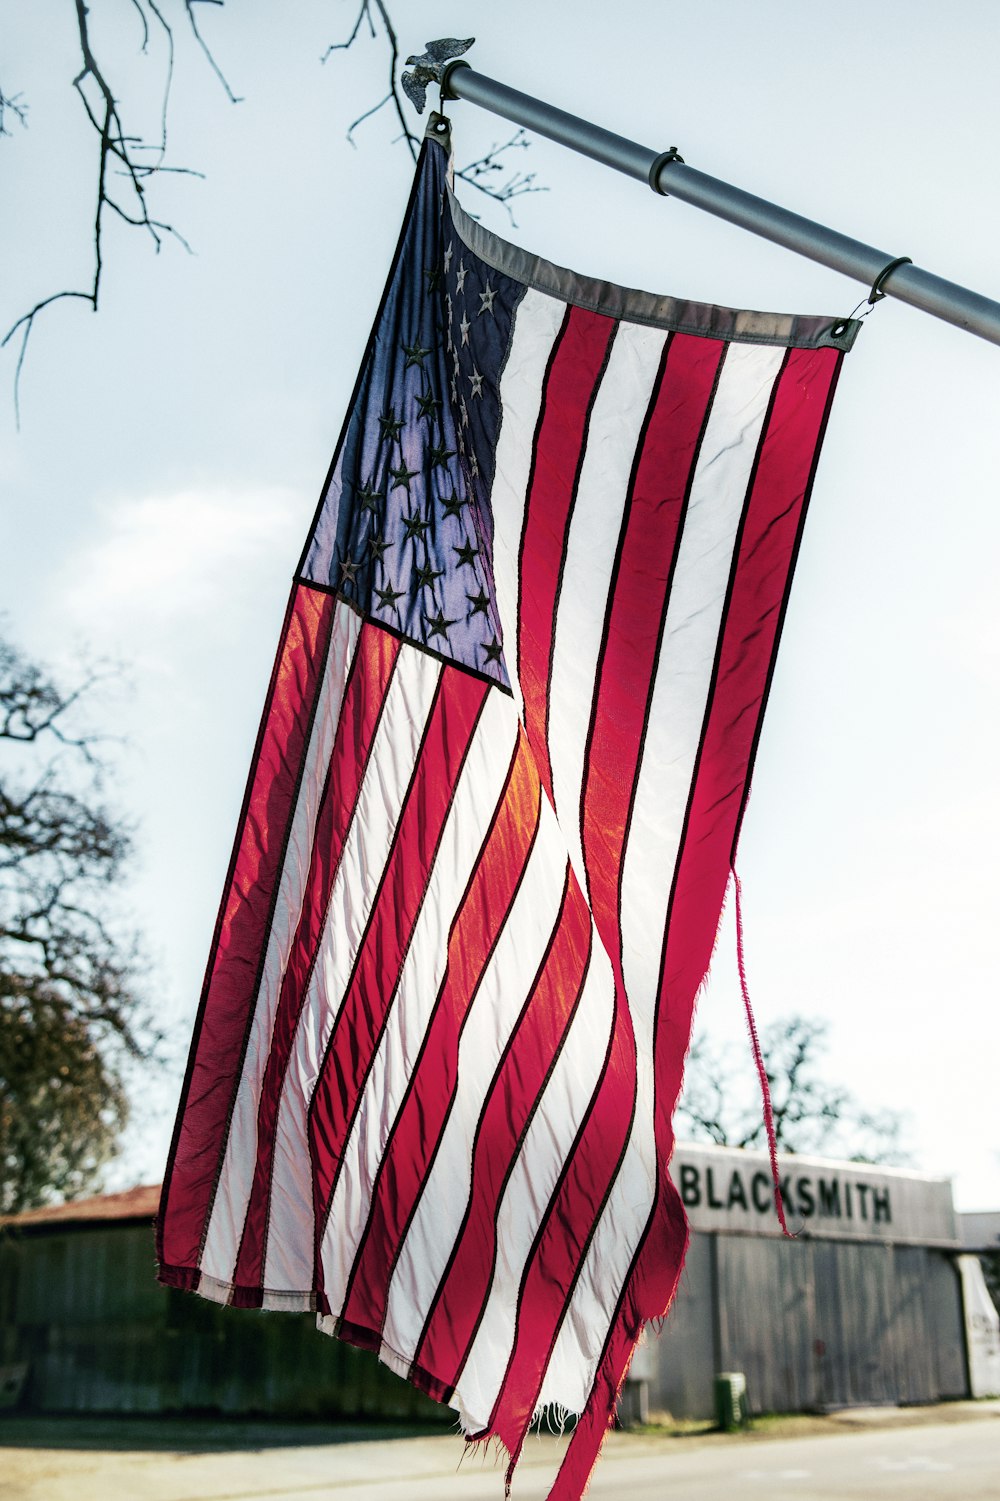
[640,1143,972,1418]
[0,1146,988,1421]
[0,1186,445,1421]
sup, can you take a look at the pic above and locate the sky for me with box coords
[2,1,998,1212]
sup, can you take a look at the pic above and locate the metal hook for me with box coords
[867,255,912,304]
[830,255,913,337]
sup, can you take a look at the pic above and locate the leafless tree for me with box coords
[676,1014,909,1165]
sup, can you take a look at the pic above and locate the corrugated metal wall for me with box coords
[0,1225,447,1421]
[651,1231,968,1418]
[645,1232,716,1420]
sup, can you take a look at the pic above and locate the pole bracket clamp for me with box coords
[649,147,685,195]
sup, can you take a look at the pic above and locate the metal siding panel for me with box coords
[890,1246,936,1403]
[716,1236,817,1414]
[845,1242,896,1405]
[12,1227,167,1327]
[926,1253,969,1398]
[813,1241,941,1408]
[647,1231,717,1419]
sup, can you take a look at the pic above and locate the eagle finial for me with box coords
[402,37,475,114]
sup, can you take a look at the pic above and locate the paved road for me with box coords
[3,1409,999,1500]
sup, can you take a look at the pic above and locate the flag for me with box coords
[157,114,857,1498]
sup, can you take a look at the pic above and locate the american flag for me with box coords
[158,117,855,1498]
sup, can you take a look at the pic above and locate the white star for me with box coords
[469,368,484,398]
[460,312,471,347]
[445,292,453,321]
[469,451,480,477]
[478,283,497,317]
[444,242,454,273]
[452,347,461,378]
[460,397,469,428]
[455,261,468,294]
[450,378,457,403]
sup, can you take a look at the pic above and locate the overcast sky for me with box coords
[2,1,999,1211]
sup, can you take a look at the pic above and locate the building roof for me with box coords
[959,1210,1000,1252]
[0,1183,161,1232]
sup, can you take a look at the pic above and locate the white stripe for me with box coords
[546,322,668,892]
[379,798,571,1367]
[252,648,443,1294]
[620,341,786,1027]
[490,288,566,720]
[451,921,616,1432]
[200,602,362,1286]
[311,688,521,1312]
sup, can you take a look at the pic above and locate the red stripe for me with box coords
[308,664,490,1308]
[412,865,593,1387]
[338,730,542,1341]
[582,333,726,968]
[484,335,726,1454]
[229,623,400,1300]
[158,583,336,1274]
[547,345,843,1501]
[517,307,616,803]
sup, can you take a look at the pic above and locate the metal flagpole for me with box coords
[425,55,1000,348]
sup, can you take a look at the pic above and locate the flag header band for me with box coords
[431,117,859,352]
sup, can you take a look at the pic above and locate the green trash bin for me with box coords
[714,1371,748,1430]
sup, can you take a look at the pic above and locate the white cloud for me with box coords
[56,485,306,642]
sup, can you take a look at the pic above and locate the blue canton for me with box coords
[298,137,521,691]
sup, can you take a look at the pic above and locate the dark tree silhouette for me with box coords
[0,634,156,1213]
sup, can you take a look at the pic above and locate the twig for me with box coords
[183,0,242,103]
[0,85,28,136]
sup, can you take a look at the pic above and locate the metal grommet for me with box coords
[868,255,912,304]
[830,320,849,339]
[648,147,685,195]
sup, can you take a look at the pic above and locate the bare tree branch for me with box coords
[324,0,419,161]
[183,0,242,103]
[3,3,545,419]
[454,130,546,223]
[321,0,376,58]
[1,0,238,424]
[676,1015,910,1164]
[0,84,28,137]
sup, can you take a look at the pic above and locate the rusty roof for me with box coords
[0,1182,162,1231]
